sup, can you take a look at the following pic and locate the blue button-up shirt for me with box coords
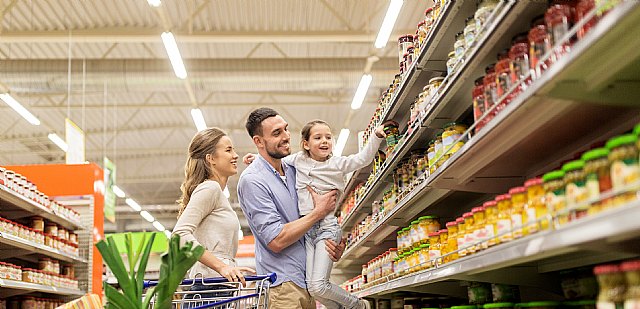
[237,155,306,288]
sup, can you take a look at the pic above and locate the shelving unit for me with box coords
[0,278,84,298]
[335,0,640,300]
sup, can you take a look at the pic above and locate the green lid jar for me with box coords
[515,302,561,309]
[452,306,478,309]
[484,303,515,309]
[562,160,588,217]
[543,170,567,225]
[582,148,612,208]
[606,134,640,194]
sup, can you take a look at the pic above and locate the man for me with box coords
[238,107,346,308]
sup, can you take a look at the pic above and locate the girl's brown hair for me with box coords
[177,127,226,217]
[300,119,331,157]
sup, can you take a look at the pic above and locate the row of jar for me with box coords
[0,217,80,256]
[38,258,74,277]
[472,0,612,133]
[0,297,66,309]
[344,190,398,249]
[594,259,640,309]
[0,167,81,223]
[20,268,78,289]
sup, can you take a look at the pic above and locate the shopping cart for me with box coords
[143,272,276,309]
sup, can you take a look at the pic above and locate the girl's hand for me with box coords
[219,265,256,286]
[243,153,256,165]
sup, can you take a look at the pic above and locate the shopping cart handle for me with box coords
[143,272,277,288]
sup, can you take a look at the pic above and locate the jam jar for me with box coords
[483,200,498,248]
[576,0,598,39]
[437,228,448,265]
[525,177,548,233]
[545,4,574,64]
[509,187,527,239]
[495,194,513,243]
[509,41,531,88]
[563,160,589,221]
[473,77,487,132]
[424,7,435,32]
[456,217,467,257]
[417,21,428,49]
[495,49,513,110]
[484,64,498,117]
[607,134,640,205]
[528,17,551,79]
[543,170,567,226]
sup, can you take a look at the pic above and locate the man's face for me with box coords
[257,115,291,159]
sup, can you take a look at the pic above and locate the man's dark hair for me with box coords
[245,107,279,137]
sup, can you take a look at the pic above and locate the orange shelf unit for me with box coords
[5,163,104,295]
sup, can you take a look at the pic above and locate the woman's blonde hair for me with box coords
[177,127,226,217]
[300,119,331,157]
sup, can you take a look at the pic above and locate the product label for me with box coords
[546,191,566,214]
[597,301,617,309]
[443,133,463,149]
[566,181,589,208]
[409,229,419,246]
[526,208,539,233]
[457,236,466,252]
[611,160,640,190]
[464,232,476,249]
[586,173,601,200]
[428,250,441,261]
[624,299,640,309]
[511,214,523,238]
[418,253,427,266]
[475,227,487,244]
[417,225,427,241]
[497,219,512,241]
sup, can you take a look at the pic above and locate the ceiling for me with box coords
[0,0,428,233]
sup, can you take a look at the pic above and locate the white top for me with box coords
[284,136,383,216]
[172,180,240,279]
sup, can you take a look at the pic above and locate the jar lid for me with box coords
[606,134,638,150]
[542,170,565,182]
[562,160,585,172]
[429,77,445,83]
[463,212,473,218]
[438,229,448,234]
[516,302,560,308]
[525,177,543,187]
[593,264,621,275]
[418,20,426,27]
[456,217,464,223]
[581,148,609,161]
[446,221,457,227]
[390,248,397,251]
[621,260,640,271]
[402,227,410,231]
[508,186,526,194]
[472,206,484,213]
[425,7,433,15]
[563,301,596,307]
[451,306,478,309]
[484,303,515,309]
[429,232,440,237]
[483,200,497,207]
[411,220,420,225]
[419,215,438,220]
[495,194,511,201]
[448,51,457,58]
[420,244,429,248]
[397,230,403,235]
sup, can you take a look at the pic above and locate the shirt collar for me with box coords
[257,155,288,179]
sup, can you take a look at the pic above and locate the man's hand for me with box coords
[325,238,346,262]
[306,186,337,219]
[243,153,256,165]
[374,125,386,139]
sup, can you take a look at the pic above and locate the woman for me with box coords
[173,127,255,308]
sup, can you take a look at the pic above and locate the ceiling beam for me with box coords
[2,101,356,110]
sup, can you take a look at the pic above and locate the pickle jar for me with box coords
[606,134,640,205]
[456,217,467,258]
[471,206,487,252]
[428,140,437,173]
[562,160,589,221]
[437,229,448,265]
[495,194,513,243]
[594,264,626,308]
[509,187,527,239]
[420,216,441,235]
[483,200,498,248]
[397,230,404,253]
[545,4,573,63]
[428,231,441,265]
[454,31,466,59]
[442,122,469,156]
[528,19,551,79]
[621,260,640,308]
[434,134,444,168]
[473,77,487,133]
[402,227,411,253]
[464,16,477,47]
[419,244,430,270]
[582,148,612,213]
[543,170,567,226]
[475,0,500,31]
[524,177,548,233]
[463,212,476,255]
[447,51,458,75]
[445,221,459,262]
[484,64,498,117]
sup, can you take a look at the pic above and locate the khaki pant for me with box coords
[268,281,315,309]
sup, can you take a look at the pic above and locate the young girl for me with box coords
[245,119,386,309]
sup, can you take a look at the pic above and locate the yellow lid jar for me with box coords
[445,221,459,263]
[483,200,498,248]
[525,177,548,233]
[495,194,513,243]
[509,187,527,239]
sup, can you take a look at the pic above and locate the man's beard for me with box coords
[266,143,290,159]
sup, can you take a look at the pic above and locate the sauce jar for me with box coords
[454,31,466,59]
[606,134,640,203]
[473,77,487,133]
[621,260,640,309]
[472,206,487,252]
[495,194,513,243]
[508,187,527,239]
[398,35,414,64]
[594,264,626,309]
[463,212,476,255]
[456,217,467,257]
[445,221,459,262]
[509,42,531,88]
[447,51,458,75]
[495,54,513,111]
[464,16,477,47]
[543,170,567,226]
[484,64,498,116]
[563,160,589,221]
[475,0,500,32]
[525,177,548,233]
[545,4,574,64]
[483,200,499,248]
[528,18,551,80]
[576,0,598,39]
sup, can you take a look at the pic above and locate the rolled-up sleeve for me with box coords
[238,176,284,249]
[172,182,219,249]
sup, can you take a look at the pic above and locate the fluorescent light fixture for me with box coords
[147,0,161,7]
[164,230,171,238]
[48,133,68,152]
[374,0,404,48]
[0,93,41,126]
[351,74,373,110]
[140,210,155,223]
[190,108,207,131]
[153,221,166,232]
[223,186,230,199]
[333,129,350,157]
[161,32,187,79]
[125,198,141,212]
[112,185,126,198]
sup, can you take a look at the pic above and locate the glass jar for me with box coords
[528,22,551,79]
[433,0,442,20]
[509,187,527,239]
[434,134,444,168]
[410,220,421,248]
[484,64,498,116]
[484,303,515,309]
[525,177,548,233]
[463,212,476,255]
[419,244,430,270]
[402,227,411,253]
[447,51,458,75]
[0,167,5,186]
[576,0,598,39]
[622,260,640,309]
[417,20,428,47]
[582,148,612,213]
[428,77,445,101]
[496,194,513,243]
[442,122,469,156]
[545,4,573,63]
[438,229,448,265]
[428,232,441,265]
[407,47,415,69]
[484,200,499,248]
[510,42,531,88]
[495,56,513,111]
[473,77,487,133]
[543,170,567,226]
[427,140,437,174]
[563,160,589,221]
[454,31,466,60]
[516,302,561,309]
[606,134,640,201]
[445,221,459,262]
[398,35,414,64]
[419,216,440,235]
[594,264,626,309]
[472,206,487,252]
[424,8,435,32]
[475,0,500,31]
[464,16,477,47]
[456,217,467,257]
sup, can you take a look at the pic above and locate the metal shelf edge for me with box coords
[0,278,85,296]
[0,232,87,263]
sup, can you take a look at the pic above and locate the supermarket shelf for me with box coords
[355,201,640,298]
[430,2,640,193]
[0,185,86,231]
[0,278,84,297]
[0,232,87,264]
